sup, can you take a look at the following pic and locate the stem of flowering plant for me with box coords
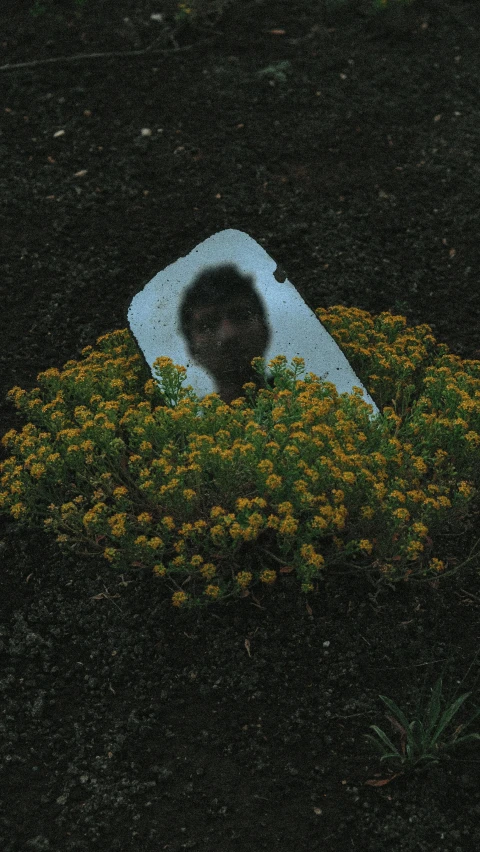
[258,547,291,565]
[405,537,480,584]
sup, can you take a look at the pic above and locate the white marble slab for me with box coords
[127,229,378,415]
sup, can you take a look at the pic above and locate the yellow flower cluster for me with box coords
[316,306,443,416]
[1,310,479,608]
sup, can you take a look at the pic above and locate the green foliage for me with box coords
[255,61,292,84]
[1,307,479,609]
[366,677,480,771]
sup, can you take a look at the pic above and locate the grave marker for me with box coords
[127,229,379,414]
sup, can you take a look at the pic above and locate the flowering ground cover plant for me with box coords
[1,306,479,609]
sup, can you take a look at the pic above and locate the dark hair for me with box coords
[178,263,268,342]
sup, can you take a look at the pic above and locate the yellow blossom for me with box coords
[144,379,156,395]
[436,496,451,509]
[10,502,27,519]
[266,474,282,490]
[258,459,274,475]
[412,457,428,474]
[393,508,410,522]
[200,563,216,580]
[103,547,117,562]
[229,522,243,540]
[458,481,474,498]
[60,502,77,516]
[406,540,424,559]
[333,506,348,529]
[278,516,298,536]
[83,502,107,527]
[210,524,225,543]
[260,569,277,585]
[284,444,300,457]
[204,584,221,599]
[465,431,480,445]
[311,515,328,531]
[113,486,128,498]
[210,505,226,519]
[299,544,325,569]
[406,490,425,503]
[236,497,250,512]
[30,463,46,479]
[46,453,61,464]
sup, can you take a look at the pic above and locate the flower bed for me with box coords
[1,306,479,608]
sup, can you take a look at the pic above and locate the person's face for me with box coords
[187,297,269,379]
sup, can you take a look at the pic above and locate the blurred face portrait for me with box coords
[179,264,271,402]
[189,297,269,378]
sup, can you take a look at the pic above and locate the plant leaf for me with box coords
[378,695,412,732]
[444,733,480,748]
[366,726,402,758]
[424,677,443,736]
[430,693,472,748]
[410,719,426,752]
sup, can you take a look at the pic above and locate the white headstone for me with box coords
[127,229,378,415]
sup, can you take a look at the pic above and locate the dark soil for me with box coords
[2,1,480,850]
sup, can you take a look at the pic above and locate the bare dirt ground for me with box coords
[1,2,480,850]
